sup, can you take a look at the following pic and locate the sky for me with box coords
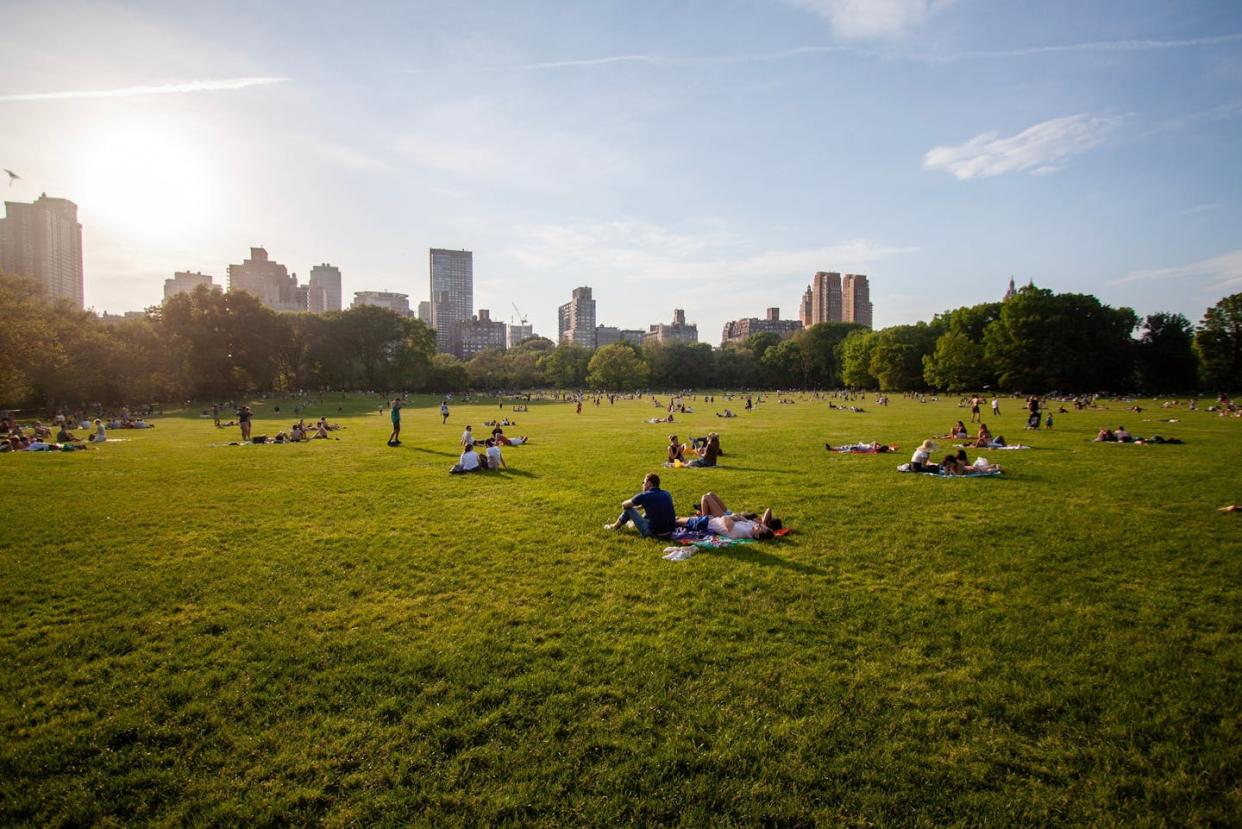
[2,0,1240,343]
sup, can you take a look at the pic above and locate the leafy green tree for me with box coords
[923,330,987,391]
[761,338,808,388]
[429,353,468,391]
[1195,293,1242,390]
[743,331,782,363]
[714,346,757,389]
[869,323,940,390]
[540,345,591,388]
[1135,312,1198,392]
[839,329,878,389]
[466,349,508,390]
[982,287,1137,391]
[0,272,63,404]
[800,322,864,387]
[587,343,649,390]
[504,349,545,389]
[646,342,714,388]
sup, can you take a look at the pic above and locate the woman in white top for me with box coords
[910,439,937,472]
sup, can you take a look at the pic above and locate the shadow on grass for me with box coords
[718,466,801,475]
[407,447,457,457]
[502,468,538,478]
[713,543,826,575]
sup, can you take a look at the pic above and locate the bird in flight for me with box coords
[4,169,19,187]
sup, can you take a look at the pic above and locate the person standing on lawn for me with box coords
[605,472,676,537]
[388,398,403,446]
[440,400,450,424]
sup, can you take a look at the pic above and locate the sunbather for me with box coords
[675,492,781,539]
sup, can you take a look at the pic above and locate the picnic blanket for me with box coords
[954,443,1030,450]
[897,463,1002,477]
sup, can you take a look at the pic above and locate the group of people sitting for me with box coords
[1,415,108,451]
[258,418,335,444]
[664,433,722,468]
[449,425,530,473]
[902,439,1002,475]
[603,473,782,540]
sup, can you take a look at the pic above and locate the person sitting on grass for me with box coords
[485,440,506,470]
[676,491,781,539]
[1114,425,1132,442]
[716,409,736,418]
[686,433,720,467]
[450,444,485,474]
[665,434,685,466]
[948,420,969,439]
[972,423,993,448]
[911,439,938,473]
[88,419,106,443]
[56,424,83,444]
[461,425,474,447]
[604,472,676,537]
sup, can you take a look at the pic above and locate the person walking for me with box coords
[991,397,1000,417]
[237,405,252,442]
[440,400,450,424]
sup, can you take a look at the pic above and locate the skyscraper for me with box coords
[227,247,306,312]
[809,271,843,324]
[164,271,213,301]
[558,286,597,348]
[0,194,84,308]
[429,248,473,354]
[841,274,873,328]
[308,263,342,313]
[799,287,813,328]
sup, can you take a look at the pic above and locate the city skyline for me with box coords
[1,1,1239,340]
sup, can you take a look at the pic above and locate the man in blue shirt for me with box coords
[605,473,676,537]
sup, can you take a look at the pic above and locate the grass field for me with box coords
[2,392,1240,826]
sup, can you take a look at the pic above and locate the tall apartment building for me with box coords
[721,307,803,345]
[227,247,307,312]
[558,286,597,349]
[644,309,699,346]
[429,248,473,353]
[308,264,342,313]
[799,287,813,328]
[808,271,843,324]
[164,271,213,301]
[456,309,507,358]
[507,323,534,348]
[418,301,432,324]
[595,325,646,348]
[0,194,84,308]
[352,291,412,317]
[841,273,873,328]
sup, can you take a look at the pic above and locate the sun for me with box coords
[75,122,217,238]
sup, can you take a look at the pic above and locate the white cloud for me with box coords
[1114,249,1242,291]
[786,0,954,39]
[923,113,1122,180]
[0,77,288,103]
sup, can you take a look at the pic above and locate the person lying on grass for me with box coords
[604,472,676,537]
[825,441,897,453]
[675,491,782,539]
[493,431,529,446]
[954,449,1002,473]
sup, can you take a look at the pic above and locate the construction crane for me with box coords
[511,302,528,325]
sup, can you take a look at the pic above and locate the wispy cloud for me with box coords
[786,0,955,39]
[407,32,1242,74]
[1114,249,1242,291]
[0,77,288,103]
[923,113,1123,180]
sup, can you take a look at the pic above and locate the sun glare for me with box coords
[76,123,216,237]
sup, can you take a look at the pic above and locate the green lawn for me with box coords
[2,393,1240,826]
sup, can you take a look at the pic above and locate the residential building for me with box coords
[805,271,842,325]
[721,307,803,345]
[799,287,813,328]
[558,286,597,349]
[841,273,873,328]
[595,325,645,348]
[1003,277,1017,301]
[507,323,534,349]
[429,248,473,353]
[164,270,213,301]
[227,247,306,312]
[0,193,84,307]
[98,311,147,324]
[455,309,507,358]
[308,263,342,313]
[352,290,412,317]
[644,308,699,346]
[418,301,432,324]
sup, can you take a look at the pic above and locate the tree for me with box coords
[540,345,591,388]
[1136,312,1198,392]
[982,287,1137,391]
[587,343,649,390]
[466,349,508,390]
[868,323,940,390]
[429,353,468,391]
[743,331,782,363]
[1195,293,1242,390]
[839,329,878,389]
[799,322,864,387]
[714,346,757,389]
[0,272,63,404]
[761,339,808,388]
[923,331,987,391]
[646,342,714,388]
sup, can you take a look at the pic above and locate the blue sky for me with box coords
[2,0,1240,342]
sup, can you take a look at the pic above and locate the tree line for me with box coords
[2,273,1240,407]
